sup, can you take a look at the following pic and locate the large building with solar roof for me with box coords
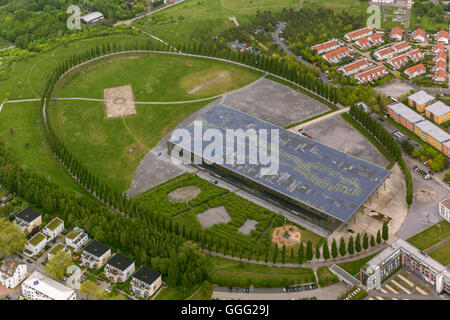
[168,105,390,232]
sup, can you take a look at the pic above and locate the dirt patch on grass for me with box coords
[272,225,302,248]
[103,84,136,118]
[167,186,201,202]
[188,72,229,94]
[181,69,232,96]
[196,206,231,229]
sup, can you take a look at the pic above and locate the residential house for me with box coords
[387,102,425,132]
[322,46,349,63]
[355,37,372,50]
[435,29,449,44]
[368,33,384,46]
[65,227,89,251]
[0,258,27,289]
[414,120,450,152]
[344,27,373,42]
[425,101,450,124]
[433,42,445,54]
[406,48,424,62]
[42,217,64,241]
[24,232,48,257]
[355,65,388,83]
[374,47,395,60]
[392,41,411,54]
[104,253,135,283]
[130,266,163,299]
[404,63,426,79]
[410,28,426,42]
[22,271,76,300]
[433,69,447,82]
[81,240,111,270]
[14,208,42,236]
[338,59,369,76]
[387,54,409,69]
[434,50,447,63]
[311,39,341,54]
[433,60,447,72]
[407,90,435,112]
[390,27,403,41]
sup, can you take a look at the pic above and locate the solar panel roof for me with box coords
[170,104,390,222]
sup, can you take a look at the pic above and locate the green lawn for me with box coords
[337,251,381,277]
[134,0,302,45]
[48,54,261,192]
[187,281,214,300]
[316,266,338,287]
[209,255,316,287]
[155,282,204,300]
[407,221,450,251]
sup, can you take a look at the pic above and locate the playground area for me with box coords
[272,225,302,248]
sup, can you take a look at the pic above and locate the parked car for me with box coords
[412,166,418,171]
[347,229,355,233]
[26,259,33,264]
[428,170,434,175]
[228,287,232,292]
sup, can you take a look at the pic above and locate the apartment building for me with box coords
[42,217,64,241]
[14,208,42,236]
[425,101,450,124]
[355,37,372,50]
[444,140,450,157]
[433,42,445,54]
[404,63,426,79]
[433,69,447,83]
[414,120,450,152]
[387,102,425,132]
[374,47,395,60]
[406,48,424,62]
[0,258,27,289]
[355,65,388,83]
[435,29,449,44]
[360,239,450,294]
[344,27,373,42]
[439,198,450,223]
[407,90,435,112]
[22,271,76,300]
[104,253,135,283]
[322,46,349,64]
[338,59,369,76]
[392,41,411,54]
[24,232,48,257]
[65,227,89,251]
[410,28,426,42]
[387,54,409,69]
[311,39,341,54]
[81,240,111,270]
[130,266,163,299]
[390,27,403,41]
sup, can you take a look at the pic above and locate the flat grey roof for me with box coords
[389,102,425,123]
[408,90,435,105]
[425,101,450,117]
[170,104,390,223]
[415,120,450,143]
[81,11,104,22]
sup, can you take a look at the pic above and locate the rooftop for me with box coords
[408,90,435,106]
[45,217,63,231]
[170,104,390,223]
[23,271,75,300]
[81,11,104,22]
[106,253,134,271]
[415,120,450,143]
[340,59,368,72]
[425,101,450,117]
[48,244,67,256]
[15,208,41,223]
[404,63,426,75]
[311,40,339,52]
[388,102,425,124]
[0,258,25,276]
[132,266,162,286]
[441,197,450,211]
[345,27,372,39]
[83,240,110,257]
[28,232,46,246]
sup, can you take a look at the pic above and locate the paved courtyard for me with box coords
[374,78,415,99]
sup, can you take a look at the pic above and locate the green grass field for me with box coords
[337,251,381,277]
[407,221,450,251]
[430,242,450,266]
[48,54,261,191]
[409,11,448,33]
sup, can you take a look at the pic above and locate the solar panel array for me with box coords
[170,104,390,222]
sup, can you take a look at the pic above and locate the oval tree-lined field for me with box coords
[48,53,262,192]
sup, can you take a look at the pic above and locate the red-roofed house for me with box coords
[311,39,341,54]
[387,54,409,69]
[404,63,426,79]
[322,46,349,63]
[344,27,373,42]
[374,47,395,60]
[435,30,449,44]
[338,59,369,76]
[356,65,388,83]
[433,42,445,54]
[433,60,447,72]
[355,37,372,50]
[406,49,424,62]
[433,69,447,82]
[411,28,426,42]
[392,41,411,54]
[434,50,447,63]
[390,27,403,41]
[368,33,384,46]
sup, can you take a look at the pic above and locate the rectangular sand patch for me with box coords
[103,84,136,118]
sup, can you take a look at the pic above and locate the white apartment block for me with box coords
[42,217,64,240]
[65,227,89,251]
[22,271,76,300]
[0,258,27,289]
[14,208,42,235]
[24,232,48,257]
[439,198,450,223]
[104,253,135,283]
